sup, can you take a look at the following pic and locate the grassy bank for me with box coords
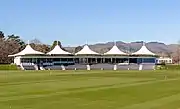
[0,64,18,70]
[156,64,180,70]
[166,64,180,70]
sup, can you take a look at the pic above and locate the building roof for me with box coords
[75,45,99,55]
[104,45,127,55]
[47,45,71,55]
[132,43,156,56]
[8,44,44,57]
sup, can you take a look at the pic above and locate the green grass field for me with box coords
[1,70,180,109]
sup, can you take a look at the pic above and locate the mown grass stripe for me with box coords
[0,78,178,102]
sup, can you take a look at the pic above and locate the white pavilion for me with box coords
[9,42,157,70]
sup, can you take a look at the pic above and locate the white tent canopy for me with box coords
[75,45,99,55]
[47,45,71,55]
[104,45,127,55]
[132,43,155,56]
[8,44,44,57]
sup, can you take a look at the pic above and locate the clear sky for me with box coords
[0,0,180,46]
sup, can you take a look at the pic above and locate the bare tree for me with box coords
[30,38,42,45]
[177,40,180,64]
[74,46,82,53]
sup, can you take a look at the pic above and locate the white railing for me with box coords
[34,64,39,70]
[87,65,90,70]
[139,64,143,70]
[43,63,53,66]
[40,66,45,70]
[118,63,129,65]
[61,65,65,70]
[22,63,35,66]
[114,65,117,70]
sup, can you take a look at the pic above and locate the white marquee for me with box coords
[104,45,127,55]
[132,43,155,56]
[8,44,44,57]
[75,45,99,55]
[47,45,71,55]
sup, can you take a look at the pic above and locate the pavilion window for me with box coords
[142,58,156,63]
[105,58,111,63]
[169,60,172,63]
[32,58,37,64]
[75,58,79,63]
[47,58,52,63]
[21,58,32,63]
[61,58,67,62]
[87,58,90,64]
[92,58,96,63]
[79,58,83,63]
[53,58,59,62]
[129,58,138,63]
[97,58,101,63]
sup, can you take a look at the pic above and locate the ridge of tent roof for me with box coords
[75,45,99,55]
[8,44,44,57]
[104,45,127,55]
[132,44,155,55]
[47,45,71,55]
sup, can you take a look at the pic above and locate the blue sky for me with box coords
[0,0,180,46]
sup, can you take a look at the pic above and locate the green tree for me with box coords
[51,40,62,50]
[7,35,25,46]
[0,31,5,39]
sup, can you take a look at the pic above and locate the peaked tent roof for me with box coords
[104,45,127,55]
[47,45,71,55]
[75,45,99,55]
[132,43,156,56]
[8,44,44,57]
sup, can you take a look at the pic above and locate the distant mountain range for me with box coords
[64,41,178,57]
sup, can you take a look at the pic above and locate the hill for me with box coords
[65,41,176,57]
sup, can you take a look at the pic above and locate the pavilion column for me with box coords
[66,58,68,64]
[60,58,61,63]
[84,58,86,64]
[85,58,88,64]
[80,58,82,64]
[73,58,75,63]
[35,58,37,64]
[79,58,81,64]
